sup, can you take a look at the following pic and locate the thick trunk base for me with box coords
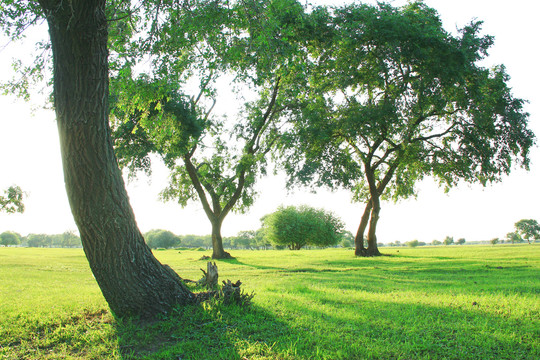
[212,250,234,260]
[355,247,383,257]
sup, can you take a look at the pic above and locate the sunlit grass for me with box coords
[1,245,538,359]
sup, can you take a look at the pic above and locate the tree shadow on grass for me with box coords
[114,301,299,360]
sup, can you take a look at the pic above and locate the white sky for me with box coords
[1,0,539,243]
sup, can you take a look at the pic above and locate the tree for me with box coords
[406,239,420,248]
[457,238,466,245]
[262,205,344,250]
[110,0,309,259]
[431,240,442,246]
[0,231,21,246]
[0,186,25,214]
[340,231,355,248]
[491,238,499,245]
[281,2,535,257]
[443,236,454,246]
[505,232,522,244]
[145,230,182,249]
[514,219,540,244]
[2,1,196,319]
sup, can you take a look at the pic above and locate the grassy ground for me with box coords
[0,245,538,359]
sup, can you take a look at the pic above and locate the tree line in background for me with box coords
[2,216,538,249]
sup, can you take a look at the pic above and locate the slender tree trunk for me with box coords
[211,219,232,259]
[354,200,372,256]
[361,162,383,257]
[40,0,194,319]
[365,195,382,256]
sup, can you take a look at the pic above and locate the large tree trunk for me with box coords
[211,220,232,259]
[40,0,194,319]
[354,200,372,256]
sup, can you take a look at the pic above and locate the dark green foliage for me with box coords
[262,205,344,250]
[24,232,81,248]
[457,238,466,245]
[0,186,25,214]
[443,236,455,246]
[144,230,182,249]
[0,231,20,246]
[514,219,540,244]
[280,1,535,256]
[406,240,420,248]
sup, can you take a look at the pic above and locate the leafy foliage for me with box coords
[0,186,25,214]
[144,229,182,249]
[514,219,540,244]
[109,0,312,258]
[280,2,535,255]
[261,205,344,250]
[0,231,20,246]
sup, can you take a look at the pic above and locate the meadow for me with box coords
[0,245,538,359]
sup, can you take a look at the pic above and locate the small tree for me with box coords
[506,232,522,244]
[431,240,442,246]
[443,236,454,246]
[340,231,355,248]
[406,239,420,248]
[457,238,466,245]
[514,219,540,244]
[0,231,21,246]
[262,205,344,250]
[144,230,181,249]
[491,238,499,245]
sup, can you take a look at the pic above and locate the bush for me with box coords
[406,239,420,248]
[261,205,344,250]
[0,231,21,246]
[144,229,181,249]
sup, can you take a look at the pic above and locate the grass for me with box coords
[0,245,538,359]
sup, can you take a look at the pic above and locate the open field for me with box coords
[1,245,539,359]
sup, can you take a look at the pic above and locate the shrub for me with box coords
[262,205,344,250]
[0,231,21,246]
[144,229,181,249]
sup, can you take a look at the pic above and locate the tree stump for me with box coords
[197,262,219,289]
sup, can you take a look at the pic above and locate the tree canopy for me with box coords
[514,219,540,244]
[280,1,535,256]
[109,0,312,259]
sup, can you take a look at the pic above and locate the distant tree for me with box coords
[26,234,51,248]
[61,231,82,247]
[490,238,499,245]
[262,205,344,250]
[0,231,21,246]
[505,232,522,244]
[144,230,181,249]
[457,238,466,245]
[431,240,442,246]
[443,236,454,246]
[340,231,355,248]
[406,240,420,248]
[280,2,535,258]
[0,186,25,214]
[514,219,540,244]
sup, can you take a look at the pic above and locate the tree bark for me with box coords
[365,194,382,256]
[354,200,371,256]
[39,0,194,319]
[211,219,232,259]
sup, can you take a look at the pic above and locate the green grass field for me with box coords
[1,245,538,359]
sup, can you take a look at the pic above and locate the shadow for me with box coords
[114,302,299,360]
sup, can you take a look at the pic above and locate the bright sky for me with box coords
[1,0,539,243]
